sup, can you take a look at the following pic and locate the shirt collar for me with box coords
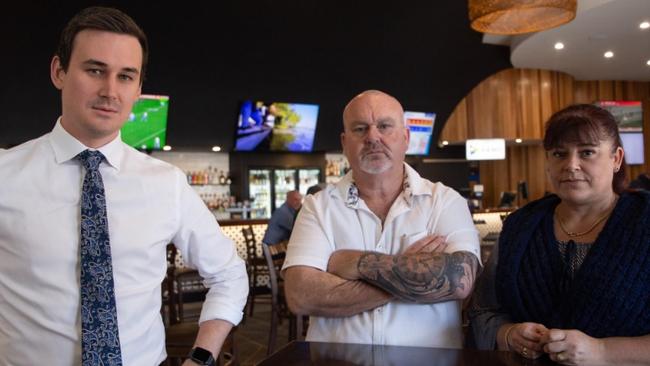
[336,162,431,209]
[49,118,124,171]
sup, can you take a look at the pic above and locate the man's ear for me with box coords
[50,56,65,90]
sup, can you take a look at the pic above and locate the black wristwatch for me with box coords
[187,347,215,366]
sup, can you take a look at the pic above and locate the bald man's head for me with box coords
[340,90,409,176]
[342,90,405,130]
[286,190,303,210]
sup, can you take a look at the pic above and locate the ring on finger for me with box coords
[522,346,528,357]
[557,352,566,361]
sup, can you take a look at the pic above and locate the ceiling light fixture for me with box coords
[646,59,650,66]
[212,146,221,152]
[640,21,650,30]
[162,145,172,151]
[604,51,614,58]
[554,42,564,50]
[515,138,523,143]
[468,0,577,35]
[442,140,449,146]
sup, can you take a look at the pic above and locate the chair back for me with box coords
[242,226,258,264]
[262,241,288,299]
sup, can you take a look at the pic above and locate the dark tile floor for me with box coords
[236,297,291,365]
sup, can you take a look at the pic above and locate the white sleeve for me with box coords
[282,193,334,272]
[431,186,482,266]
[171,170,248,325]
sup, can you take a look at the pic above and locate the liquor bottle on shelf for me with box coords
[218,170,226,185]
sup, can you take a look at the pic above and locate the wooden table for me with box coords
[258,341,556,366]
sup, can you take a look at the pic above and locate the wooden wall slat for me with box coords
[441,68,650,207]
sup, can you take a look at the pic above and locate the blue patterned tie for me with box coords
[77,150,123,366]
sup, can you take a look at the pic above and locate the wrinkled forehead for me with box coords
[343,93,405,128]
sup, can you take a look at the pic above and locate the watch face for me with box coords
[190,347,214,365]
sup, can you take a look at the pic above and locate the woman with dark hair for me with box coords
[469,104,650,365]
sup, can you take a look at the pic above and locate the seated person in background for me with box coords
[283,90,480,348]
[468,104,650,365]
[262,190,302,245]
[629,172,650,191]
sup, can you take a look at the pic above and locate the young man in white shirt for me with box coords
[0,7,247,366]
[283,90,481,348]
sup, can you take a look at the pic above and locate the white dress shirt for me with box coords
[0,121,248,365]
[283,163,480,348]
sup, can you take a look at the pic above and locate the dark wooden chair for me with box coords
[163,244,239,366]
[242,226,270,317]
[262,240,304,355]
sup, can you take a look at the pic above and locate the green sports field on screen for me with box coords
[121,94,169,150]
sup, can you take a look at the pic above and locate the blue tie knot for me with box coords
[76,150,105,171]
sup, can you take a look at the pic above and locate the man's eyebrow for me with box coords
[81,59,107,67]
[81,59,140,75]
[376,117,396,124]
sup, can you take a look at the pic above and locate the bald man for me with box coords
[283,90,481,348]
[262,190,303,245]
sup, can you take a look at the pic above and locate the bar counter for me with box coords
[258,341,556,366]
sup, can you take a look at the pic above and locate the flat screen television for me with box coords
[595,100,643,132]
[620,132,645,165]
[595,100,644,164]
[404,111,436,155]
[235,100,319,152]
[121,94,169,150]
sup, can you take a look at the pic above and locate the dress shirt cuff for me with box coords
[198,299,244,326]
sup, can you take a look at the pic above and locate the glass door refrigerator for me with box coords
[298,169,320,196]
[274,169,297,211]
[248,167,322,218]
[248,169,271,219]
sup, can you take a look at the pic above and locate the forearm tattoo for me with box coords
[357,251,478,303]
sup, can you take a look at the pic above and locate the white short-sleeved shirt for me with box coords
[283,163,480,348]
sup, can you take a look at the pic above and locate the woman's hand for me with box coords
[503,322,549,359]
[541,329,606,365]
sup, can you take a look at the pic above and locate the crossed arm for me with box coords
[284,235,480,316]
[329,248,479,303]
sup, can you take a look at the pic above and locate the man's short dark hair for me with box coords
[55,6,148,83]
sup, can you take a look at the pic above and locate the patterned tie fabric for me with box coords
[77,150,123,366]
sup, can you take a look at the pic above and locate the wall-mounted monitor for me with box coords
[620,132,645,165]
[235,100,319,152]
[595,100,642,132]
[404,111,436,155]
[466,138,506,160]
[595,100,644,164]
[121,94,169,150]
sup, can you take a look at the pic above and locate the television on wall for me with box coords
[121,94,169,150]
[404,111,436,155]
[595,101,644,164]
[234,100,319,152]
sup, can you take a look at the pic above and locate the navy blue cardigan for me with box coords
[496,191,650,338]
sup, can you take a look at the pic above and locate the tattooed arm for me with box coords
[328,249,479,303]
[284,265,393,317]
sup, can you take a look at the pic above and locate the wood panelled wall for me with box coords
[441,69,650,207]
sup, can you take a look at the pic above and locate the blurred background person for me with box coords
[262,190,302,245]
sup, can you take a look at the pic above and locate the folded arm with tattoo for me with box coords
[327,235,479,303]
